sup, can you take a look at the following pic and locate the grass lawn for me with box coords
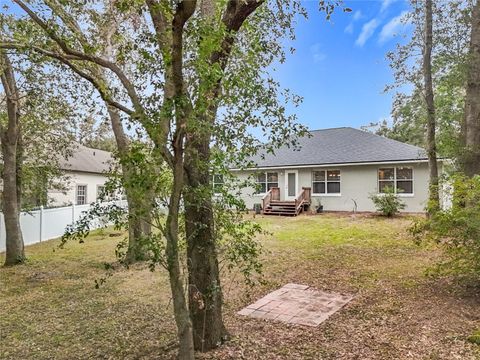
[1,213,479,359]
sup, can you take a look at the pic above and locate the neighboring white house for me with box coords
[48,144,113,206]
[233,127,443,213]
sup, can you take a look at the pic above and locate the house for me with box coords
[233,127,441,214]
[48,144,113,206]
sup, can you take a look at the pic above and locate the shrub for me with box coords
[369,186,406,217]
[410,174,480,281]
[468,329,480,345]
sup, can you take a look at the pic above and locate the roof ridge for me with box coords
[76,143,113,155]
[308,127,350,132]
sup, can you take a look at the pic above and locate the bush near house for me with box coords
[369,186,406,217]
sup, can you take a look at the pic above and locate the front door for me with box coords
[285,170,298,200]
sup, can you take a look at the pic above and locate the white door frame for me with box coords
[285,170,298,200]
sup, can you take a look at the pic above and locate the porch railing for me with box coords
[294,187,312,213]
[262,190,272,210]
[262,187,280,210]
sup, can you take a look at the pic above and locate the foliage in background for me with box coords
[410,174,480,281]
[363,0,472,162]
[74,115,117,152]
[369,186,406,217]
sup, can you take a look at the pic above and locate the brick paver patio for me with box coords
[238,283,353,326]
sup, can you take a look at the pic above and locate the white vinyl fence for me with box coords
[0,201,127,252]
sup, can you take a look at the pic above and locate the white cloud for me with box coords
[344,23,354,34]
[353,10,363,21]
[310,43,326,63]
[380,0,397,13]
[345,10,363,35]
[355,19,380,47]
[379,11,409,44]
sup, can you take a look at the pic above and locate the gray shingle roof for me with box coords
[248,127,427,168]
[60,143,113,174]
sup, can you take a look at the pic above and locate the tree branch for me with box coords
[13,0,144,118]
[0,41,134,116]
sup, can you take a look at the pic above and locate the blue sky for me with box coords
[3,0,411,133]
[276,0,411,131]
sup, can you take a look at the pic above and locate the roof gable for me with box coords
[60,143,113,174]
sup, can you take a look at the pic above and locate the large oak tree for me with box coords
[3,1,343,357]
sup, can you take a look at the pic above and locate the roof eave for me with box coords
[230,158,439,171]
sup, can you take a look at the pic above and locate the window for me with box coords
[76,185,87,205]
[312,170,341,194]
[255,172,278,194]
[378,167,413,194]
[96,185,106,201]
[212,175,224,194]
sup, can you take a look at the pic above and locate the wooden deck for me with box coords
[262,187,311,216]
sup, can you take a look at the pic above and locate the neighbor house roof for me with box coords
[60,143,113,174]
[246,127,427,169]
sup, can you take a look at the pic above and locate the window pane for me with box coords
[267,182,278,191]
[267,172,278,182]
[214,174,223,184]
[313,182,325,194]
[378,168,394,180]
[76,185,87,205]
[327,170,340,181]
[397,180,413,194]
[257,173,266,182]
[327,182,340,194]
[379,181,394,193]
[313,171,325,181]
[256,183,266,194]
[397,167,413,180]
[97,186,105,200]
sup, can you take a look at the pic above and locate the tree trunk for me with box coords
[124,191,152,263]
[1,138,24,266]
[107,106,151,263]
[184,135,226,351]
[167,146,195,360]
[181,0,265,350]
[423,0,440,214]
[1,52,25,266]
[463,0,480,177]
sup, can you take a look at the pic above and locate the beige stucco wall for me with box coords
[234,162,431,213]
[48,171,109,206]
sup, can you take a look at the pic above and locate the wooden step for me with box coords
[268,204,296,208]
[263,211,298,216]
[267,206,296,210]
[263,198,309,216]
[264,210,297,215]
[265,207,297,212]
[264,206,301,216]
[270,201,296,206]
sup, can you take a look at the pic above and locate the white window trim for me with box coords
[311,169,341,196]
[96,184,105,200]
[254,171,279,196]
[378,167,415,197]
[212,174,224,195]
[76,184,88,205]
